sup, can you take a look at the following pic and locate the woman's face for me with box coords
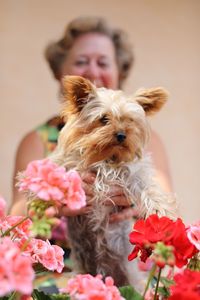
[61,33,119,89]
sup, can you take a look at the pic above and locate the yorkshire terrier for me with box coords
[51,75,177,287]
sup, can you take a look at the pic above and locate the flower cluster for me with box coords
[128,214,200,299]
[61,274,125,300]
[1,156,200,300]
[187,221,200,251]
[18,159,86,210]
[17,159,86,238]
[0,195,64,298]
[128,214,197,268]
[0,236,34,296]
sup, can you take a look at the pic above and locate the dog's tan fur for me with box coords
[51,75,177,287]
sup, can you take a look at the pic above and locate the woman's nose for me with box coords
[84,61,100,81]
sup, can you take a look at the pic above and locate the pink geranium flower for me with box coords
[0,196,6,219]
[0,237,34,296]
[26,238,64,273]
[0,216,32,239]
[61,274,124,300]
[64,170,86,209]
[18,159,86,209]
[187,221,200,250]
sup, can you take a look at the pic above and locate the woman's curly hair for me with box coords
[45,16,134,87]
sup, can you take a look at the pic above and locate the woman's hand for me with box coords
[109,206,139,223]
[59,171,138,221]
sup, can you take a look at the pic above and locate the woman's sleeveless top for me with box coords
[36,116,65,156]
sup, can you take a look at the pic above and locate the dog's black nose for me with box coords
[116,132,126,143]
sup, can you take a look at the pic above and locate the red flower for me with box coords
[128,215,175,262]
[128,215,197,267]
[168,269,200,300]
[171,219,198,267]
[145,214,175,243]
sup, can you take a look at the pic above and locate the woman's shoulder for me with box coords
[146,129,173,192]
[15,116,63,163]
[15,130,45,165]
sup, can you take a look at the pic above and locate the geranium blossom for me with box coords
[187,221,200,251]
[61,274,125,300]
[24,238,64,273]
[18,159,86,209]
[0,215,32,240]
[0,237,34,296]
[171,219,198,267]
[168,269,200,300]
[0,196,6,218]
[64,170,87,209]
[128,214,197,267]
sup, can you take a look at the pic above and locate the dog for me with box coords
[51,75,177,287]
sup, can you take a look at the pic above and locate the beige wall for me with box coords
[1,0,199,223]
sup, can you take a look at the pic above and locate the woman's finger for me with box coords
[81,171,96,184]
[105,195,131,207]
[59,204,92,217]
[109,207,138,223]
[107,185,124,197]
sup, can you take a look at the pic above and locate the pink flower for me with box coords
[64,170,86,210]
[28,238,64,273]
[0,237,34,296]
[61,274,124,300]
[0,196,6,218]
[51,217,68,241]
[187,221,200,250]
[0,216,32,239]
[18,159,86,210]
[138,258,154,272]
[18,159,68,201]
[144,289,155,300]
[52,244,65,273]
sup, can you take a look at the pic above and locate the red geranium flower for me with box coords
[128,215,197,267]
[168,269,200,300]
[171,219,198,267]
[128,215,175,262]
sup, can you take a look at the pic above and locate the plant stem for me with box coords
[143,264,157,299]
[154,267,162,300]
[8,291,18,300]
[1,216,29,237]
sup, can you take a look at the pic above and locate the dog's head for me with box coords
[59,75,168,167]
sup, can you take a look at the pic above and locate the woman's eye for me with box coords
[100,115,109,125]
[98,61,109,68]
[75,60,87,66]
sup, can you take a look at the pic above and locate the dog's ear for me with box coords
[62,75,96,115]
[134,87,168,116]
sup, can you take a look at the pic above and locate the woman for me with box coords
[10,16,173,218]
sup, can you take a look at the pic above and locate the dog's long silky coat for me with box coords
[51,76,177,287]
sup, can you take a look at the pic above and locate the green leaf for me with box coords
[50,294,70,300]
[32,290,70,300]
[119,286,143,300]
[32,289,52,300]
[157,286,170,298]
[160,276,174,288]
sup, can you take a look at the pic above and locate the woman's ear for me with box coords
[61,75,96,116]
[135,87,169,116]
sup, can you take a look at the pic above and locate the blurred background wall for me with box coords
[1,0,199,223]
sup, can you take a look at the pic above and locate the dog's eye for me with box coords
[100,115,109,125]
